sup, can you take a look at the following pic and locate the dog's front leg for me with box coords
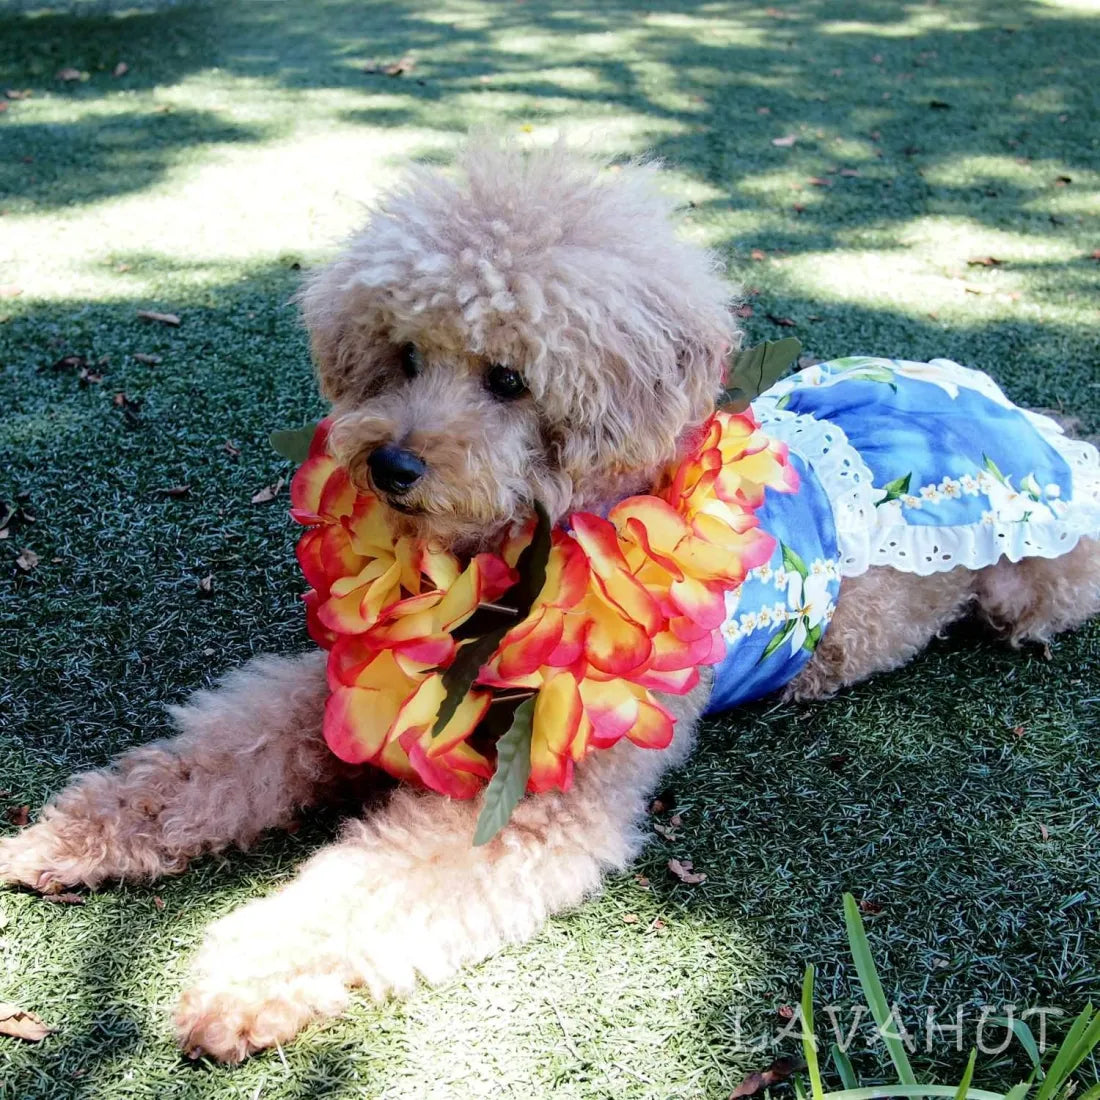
[0,653,361,892]
[175,678,709,1063]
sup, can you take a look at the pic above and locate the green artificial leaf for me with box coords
[982,453,1009,486]
[270,422,319,464]
[803,622,823,652]
[760,618,797,661]
[719,337,802,411]
[782,542,809,578]
[431,501,552,738]
[473,697,535,846]
[876,473,913,506]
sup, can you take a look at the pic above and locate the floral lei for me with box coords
[292,408,798,823]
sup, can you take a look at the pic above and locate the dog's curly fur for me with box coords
[3,141,1098,1064]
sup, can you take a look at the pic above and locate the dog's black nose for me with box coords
[367,445,427,495]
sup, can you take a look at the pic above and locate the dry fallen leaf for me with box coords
[839,167,861,177]
[634,874,650,889]
[5,89,31,100]
[967,256,1003,267]
[1039,823,1050,841]
[669,813,683,828]
[77,368,103,385]
[1053,175,1072,186]
[112,392,142,426]
[0,286,22,299]
[15,549,39,572]
[136,310,181,327]
[56,67,84,82]
[621,913,639,924]
[792,202,806,213]
[197,574,214,598]
[1012,725,1026,738]
[734,304,754,318]
[0,1003,52,1043]
[133,352,162,365]
[112,61,129,78]
[223,440,241,459]
[766,314,797,327]
[729,1056,802,1098]
[771,134,797,147]
[653,822,678,841]
[858,898,883,914]
[153,896,166,911]
[155,485,191,499]
[43,892,84,906]
[251,477,285,504]
[750,248,767,261]
[777,1003,795,1020]
[384,55,416,76]
[1090,249,1100,262]
[808,176,832,187]
[4,805,29,827]
[668,858,707,885]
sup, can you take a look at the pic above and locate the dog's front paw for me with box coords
[176,974,349,1063]
[0,818,85,894]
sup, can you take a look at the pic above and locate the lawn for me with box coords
[1,0,1098,1096]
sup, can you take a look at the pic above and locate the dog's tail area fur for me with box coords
[973,536,1100,644]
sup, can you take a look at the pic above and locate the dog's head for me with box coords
[300,141,738,549]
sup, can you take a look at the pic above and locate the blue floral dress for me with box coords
[705,357,1100,714]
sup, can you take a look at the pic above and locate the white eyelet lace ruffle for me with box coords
[754,359,1100,578]
[752,403,878,577]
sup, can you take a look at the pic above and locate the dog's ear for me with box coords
[298,256,387,404]
[549,292,735,494]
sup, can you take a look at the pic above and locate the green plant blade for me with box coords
[472,697,534,846]
[830,1044,859,1090]
[953,1050,978,1100]
[269,422,319,464]
[1035,1004,1096,1100]
[842,893,917,1085]
[802,964,824,1100]
[817,1088,1003,1100]
[990,1017,1043,1076]
[1003,1085,1030,1100]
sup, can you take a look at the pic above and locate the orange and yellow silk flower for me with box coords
[292,411,798,799]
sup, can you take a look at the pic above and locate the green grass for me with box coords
[1,0,1098,1096]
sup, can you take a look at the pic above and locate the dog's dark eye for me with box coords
[485,364,526,400]
[399,343,422,379]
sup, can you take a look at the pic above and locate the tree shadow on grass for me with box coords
[0,111,266,213]
[0,0,1097,240]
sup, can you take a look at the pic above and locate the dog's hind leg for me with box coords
[0,652,365,892]
[785,566,976,700]
[972,537,1100,643]
[173,677,710,1063]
